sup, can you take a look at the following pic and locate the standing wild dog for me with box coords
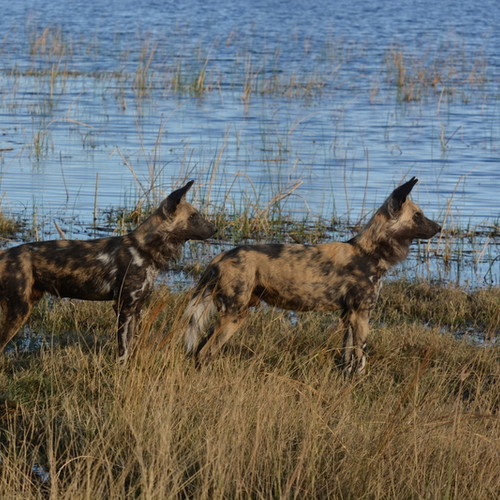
[183,177,440,374]
[0,181,216,362]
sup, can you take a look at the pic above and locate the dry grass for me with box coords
[0,282,498,499]
[0,212,21,239]
[379,280,500,341]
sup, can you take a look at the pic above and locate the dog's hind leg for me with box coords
[0,299,36,353]
[196,308,248,364]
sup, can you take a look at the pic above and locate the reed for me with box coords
[28,27,72,59]
[5,25,489,104]
[385,46,488,102]
[133,41,157,98]
[0,211,21,237]
[32,128,52,160]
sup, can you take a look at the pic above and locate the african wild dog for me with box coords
[182,177,440,374]
[0,181,216,362]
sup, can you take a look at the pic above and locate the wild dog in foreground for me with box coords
[0,181,216,362]
[183,177,440,374]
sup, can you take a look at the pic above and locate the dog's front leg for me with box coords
[117,310,132,364]
[115,301,141,364]
[341,310,354,372]
[342,309,370,375]
[0,300,36,353]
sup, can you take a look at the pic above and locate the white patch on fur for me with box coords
[129,266,158,304]
[357,354,367,373]
[146,265,158,284]
[129,247,144,267]
[97,253,112,265]
[142,266,158,294]
[183,294,216,354]
[100,281,112,294]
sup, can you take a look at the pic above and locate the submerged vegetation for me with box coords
[2,25,493,102]
[0,211,22,239]
[385,46,488,102]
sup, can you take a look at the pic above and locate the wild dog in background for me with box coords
[182,177,440,374]
[0,181,216,362]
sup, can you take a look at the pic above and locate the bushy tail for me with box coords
[183,291,217,355]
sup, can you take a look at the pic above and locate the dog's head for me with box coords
[383,177,441,240]
[158,180,217,241]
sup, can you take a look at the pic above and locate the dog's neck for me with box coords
[350,214,411,272]
[129,214,184,271]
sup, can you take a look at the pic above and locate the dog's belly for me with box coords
[253,270,379,312]
[37,275,115,301]
[254,282,345,312]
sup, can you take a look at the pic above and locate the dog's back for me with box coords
[0,238,121,300]
[195,242,371,312]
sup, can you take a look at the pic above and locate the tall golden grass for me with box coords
[0,283,498,499]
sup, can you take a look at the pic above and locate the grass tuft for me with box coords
[0,212,22,239]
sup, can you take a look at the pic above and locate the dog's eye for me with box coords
[413,212,423,221]
[189,213,198,220]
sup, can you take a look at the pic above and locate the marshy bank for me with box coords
[0,194,498,499]
[0,187,498,499]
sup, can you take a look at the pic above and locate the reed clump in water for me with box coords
[5,25,491,102]
[0,212,21,238]
[385,46,488,102]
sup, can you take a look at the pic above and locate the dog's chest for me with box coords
[125,264,159,304]
[369,274,383,302]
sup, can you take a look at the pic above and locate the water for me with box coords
[0,0,498,285]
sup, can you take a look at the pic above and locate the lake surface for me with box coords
[0,0,498,286]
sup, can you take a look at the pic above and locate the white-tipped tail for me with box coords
[183,293,217,354]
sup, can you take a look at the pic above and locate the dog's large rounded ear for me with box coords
[161,180,194,215]
[387,177,418,215]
